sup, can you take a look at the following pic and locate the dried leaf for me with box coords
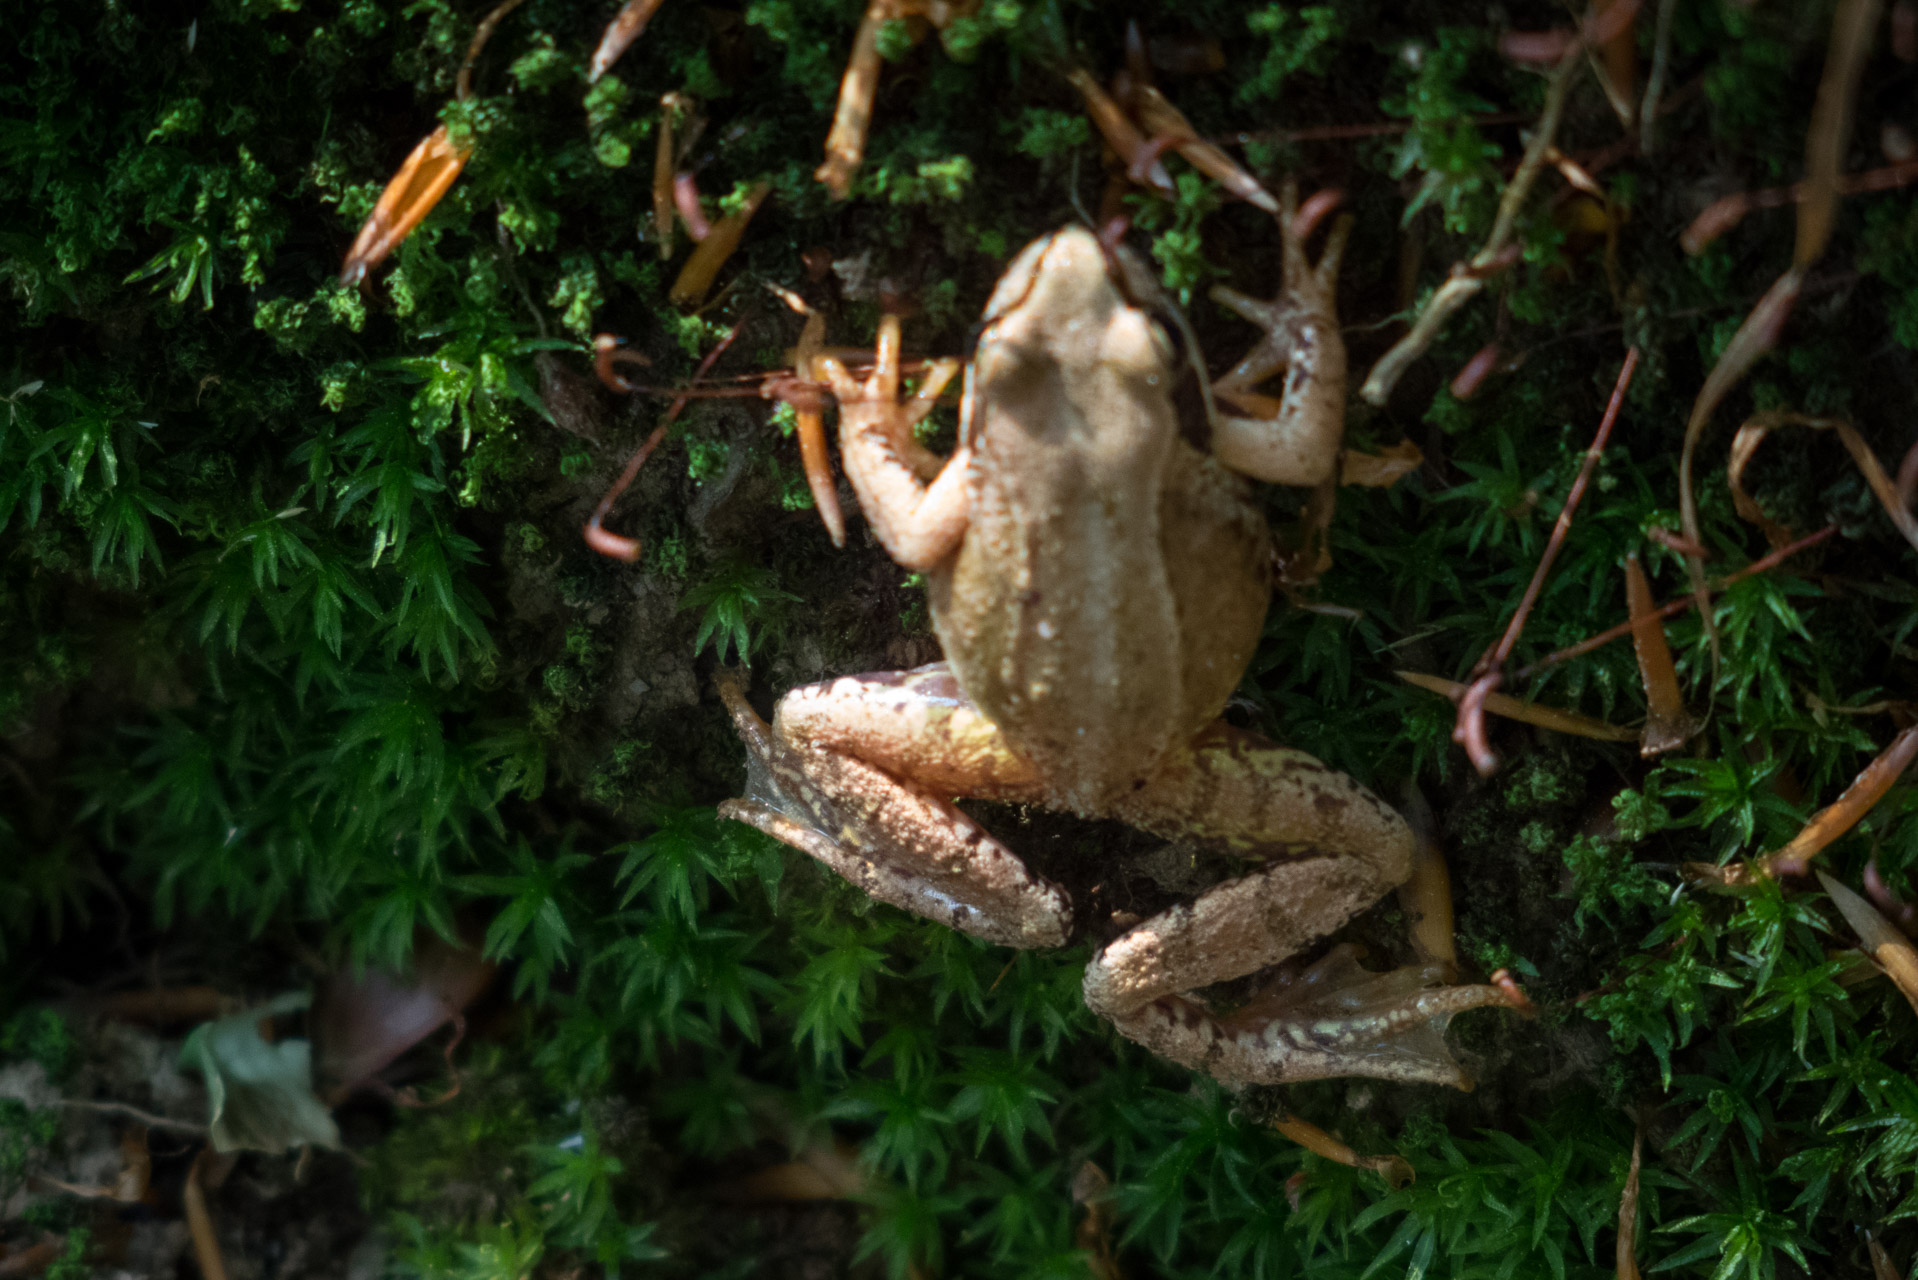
[183,1148,229,1280]
[0,1238,63,1279]
[1125,84,1276,211]
[1624,555,1695,755]
[1066,66,1172,195]
[314,936,496,1102]
[1399,670,1639,741]
[1616,1124,1642,1280]
[668,181,771,308]
[651,94,682,258]
[1728,411,1918,556]
[339,126,471,287]
[1818,870,1918,1017]
[179,992,341,1155]
[1797,0,1883,269]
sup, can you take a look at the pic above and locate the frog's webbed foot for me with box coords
[1207,179,1353,488]
[1085,885,1525,1089]
[715,668,1070,950]
[1084,723,1526,1088]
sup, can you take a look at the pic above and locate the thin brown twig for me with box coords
[585,318,749,561]
[1361,50,1583,405]
[1454,349,1638,774]
[1513,524,1838,680]
[57,1098,208,1136]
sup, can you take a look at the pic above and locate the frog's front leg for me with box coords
[817,316,968,570]
[1208,180,1353,487]
[1083,724,1523,1089]
[716,667,1071,950]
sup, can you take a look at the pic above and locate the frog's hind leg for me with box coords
[1084,722,1524,1088]
[716,667,1071,950]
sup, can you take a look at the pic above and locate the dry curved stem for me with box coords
[1817,869,1918,1017]
[1727,411,1918,556]
[589,0,667,84]
[1393,786,1457,973]
[1401,670,1638,743]
[585,320,746,561]
[1678,0,1884,683]
[651,94,684,258]
[1360,48,1581,405]
[1623,554,1695,756]
[1269,1109,1415,1189]
[1864,853,1918,934]
[668,181,771,308]
[1676,268,1802,678]
[1760,725,1918,877]
[1451,348,1639,773]
[454,0,525,102]
[764,286,846,546]
[1638,0,1677,152]
[1682,158,1918,255]
[183,1148,230,1280]
[57,1098,207,1137]
[1796,0,1882,270]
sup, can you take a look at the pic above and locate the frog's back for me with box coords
[928,228,1271,815]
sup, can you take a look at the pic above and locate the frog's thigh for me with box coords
[1088,724,1513,1087]
[755,664,1067,949]
[776,663,1047,802]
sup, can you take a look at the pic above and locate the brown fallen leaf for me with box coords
[338,0,522,285]
[313,934,497,1104]
[1399,670,1639,742]
[1818,870,1918,1018]
[183,1148,229,1280]
[668,181,771,308]
[1623,555,1695,756]
[1616,1123,1643,1280]
[1728,411,1918,557]
[338,126,471,287]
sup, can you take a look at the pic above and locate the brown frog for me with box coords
[718,192,1521,1087]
